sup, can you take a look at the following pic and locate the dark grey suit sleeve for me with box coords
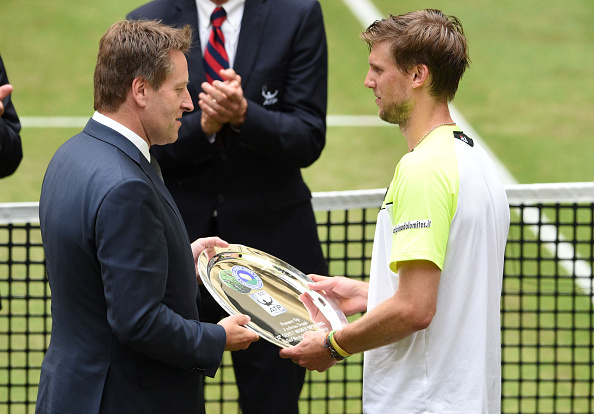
[96,178,226,376]
[0,55,22,178]
[237,0,328,169]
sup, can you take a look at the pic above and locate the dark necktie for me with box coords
[204,7,229,84]
[150,156,164,182]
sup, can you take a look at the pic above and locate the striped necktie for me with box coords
[204,7,229,83]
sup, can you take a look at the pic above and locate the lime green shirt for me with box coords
[384,126,459,273]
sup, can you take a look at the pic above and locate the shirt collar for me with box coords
[197,0,245,30]
[92,111,151,162]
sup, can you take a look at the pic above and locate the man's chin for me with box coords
[379,107,411,126]
[153,135,179,147]
[378,112,400,125]
[167,128,181,144]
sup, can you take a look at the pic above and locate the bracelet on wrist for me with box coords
[328,330,352,358]
[324,330,351,361]
[323,332,344,361]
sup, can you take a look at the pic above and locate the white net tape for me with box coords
[3,182,594,224]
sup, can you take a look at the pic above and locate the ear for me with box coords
[131,76,149,108]
[410,64,430,89]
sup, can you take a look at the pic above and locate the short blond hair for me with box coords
[361,9,470,102]
[94,19,193,112]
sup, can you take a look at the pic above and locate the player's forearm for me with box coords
[333,295,430,355]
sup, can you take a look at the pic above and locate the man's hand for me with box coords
[191,237,229,282]
[279,330,336,372]
[218,314,260,351]
[308,275,369,317]
[0,84,13,117]
[200,110,224,136]
[199,68,248,134]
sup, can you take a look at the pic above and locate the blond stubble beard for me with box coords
[379,96,413,127]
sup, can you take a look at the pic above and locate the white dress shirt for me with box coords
[92,111,151,162]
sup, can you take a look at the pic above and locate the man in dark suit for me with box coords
[0,53,22,179]
[127,1,329,412]
[36,20,258,414]
[0,53,22,311]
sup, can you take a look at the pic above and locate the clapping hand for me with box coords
[199,69,248,135]
[0,84,13,117]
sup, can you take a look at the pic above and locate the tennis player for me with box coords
[280,9,510,413]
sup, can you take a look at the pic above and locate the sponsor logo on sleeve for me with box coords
[393,219,432,234]
[453,131,474,147]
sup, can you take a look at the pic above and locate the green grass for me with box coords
[1,0,594,412]
[2,0,592,202]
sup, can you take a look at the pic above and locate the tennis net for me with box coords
[1,182,594,413]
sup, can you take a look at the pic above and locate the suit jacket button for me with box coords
[219,152,227,160]
[217,194,225,203]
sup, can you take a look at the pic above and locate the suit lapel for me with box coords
[234,0,269,89]
[182,0,269,89]
[83,119,185,225]
[174,0,206,91]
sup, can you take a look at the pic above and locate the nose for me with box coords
[182,88,194,112]
[364,70,375,89]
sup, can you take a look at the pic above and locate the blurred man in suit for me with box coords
[36,20,258,414]
[0,53,22,179]
[0,53,23,310]
[127,1,328,412]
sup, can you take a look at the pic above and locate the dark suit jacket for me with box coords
[128,0,328,275]
[36,119,226,414]
[0,54,22,178]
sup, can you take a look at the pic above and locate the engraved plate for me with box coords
[198,244,348,348]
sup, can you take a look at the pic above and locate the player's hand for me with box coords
[218,314,259,351]
[279,330,336,372]
[0,84,13,117]
[307,275,369,317]
[298,292,333,334]
[299,292,321,323]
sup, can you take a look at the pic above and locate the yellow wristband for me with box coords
[329,330,352,358]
